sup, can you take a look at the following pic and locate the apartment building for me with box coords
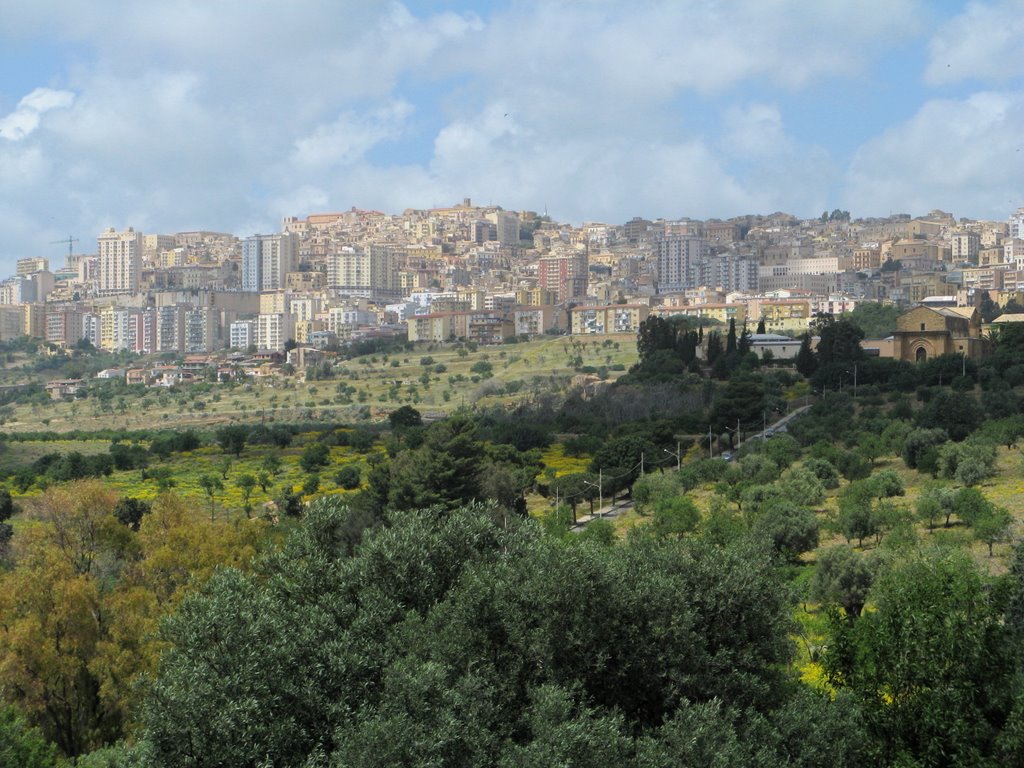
[242,232,298,292]
[97,227,143,295]
[256,312,292,351]
[656,234,708,293]
[513,306,563,336]
[570,304,650,335]
[538,252,589,303]
[328,245,401,299]
[229,319,255,350]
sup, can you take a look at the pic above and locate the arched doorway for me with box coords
[916,346,927,362]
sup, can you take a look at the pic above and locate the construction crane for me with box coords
[50,235,79,264]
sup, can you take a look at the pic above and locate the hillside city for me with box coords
[3,202,1024,390]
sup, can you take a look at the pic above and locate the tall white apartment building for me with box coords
[256,312,293,351]
[97,227,142,295]
[328,245,401,299]
[229,319,255,349]
[242,232,298,292]
[1009,208,1024,241]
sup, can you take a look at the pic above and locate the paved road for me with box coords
[568,499,634,531]
[567,403,812,531]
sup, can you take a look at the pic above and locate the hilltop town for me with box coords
[2,202,1023,390]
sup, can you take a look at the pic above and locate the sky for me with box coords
[1,0,1023,274]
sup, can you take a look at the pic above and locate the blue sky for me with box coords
[1,0,1023,274]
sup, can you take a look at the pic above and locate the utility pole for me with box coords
[598,468,603,516]
[708,425,713,458]
[853,363,858,399]
[640,452,644,476]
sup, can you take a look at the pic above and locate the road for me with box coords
[568,498,634,532]
[567,403,812,531]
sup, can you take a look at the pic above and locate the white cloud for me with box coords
[925,1,1024,85]
[290,101,414,171]
[845,90,1024,218]
[0,0,983,270]
[0,87,74,140]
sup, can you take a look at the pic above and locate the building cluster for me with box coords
[5,202,1024,362]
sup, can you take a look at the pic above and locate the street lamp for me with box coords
[583,471,603,517]
[663,442,682,471]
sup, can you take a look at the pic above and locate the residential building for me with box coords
[97,227,142,295]
[513,306,564,336]
[242,232,298,292]
[229,319,255,350]
[570,304,650,335]
[656,234,708,293]
[16,257,48,276]
[328,245,401,299]
[255,312,293,351]
[538,253,589,302]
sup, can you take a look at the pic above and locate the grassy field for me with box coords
[8,432,377,515]
[0,335,639,433]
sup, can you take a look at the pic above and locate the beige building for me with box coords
[892,305,986,363]
[16,257,48,276]
[97,227,142,295]
[513,306,564,336]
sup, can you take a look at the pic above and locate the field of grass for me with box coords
[7,432,377,518]
[0,335,639,434]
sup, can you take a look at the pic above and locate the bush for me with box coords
[334,465,362,490]
[901,428,948,470]
[837,451,871,482]
[753,502,820,562]
[802,457,840,489]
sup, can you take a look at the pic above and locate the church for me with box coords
[891,305,988,363]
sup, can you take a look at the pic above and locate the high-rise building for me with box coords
[487,210,520,245]
[242,232,298,292]
[256,312,293,350]
[328,245,401,299]
[1009,208,1024,241]
[656,234,709,293]
[46,308,84,347]
[538,253,589,303]
[97,227,143,295]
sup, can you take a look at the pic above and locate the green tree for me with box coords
[198,473,223,520]
[915,484,956,529]
[235,473,257,518]
[113,496,151,531]
[300,442,330,473]
[216,424,248,457]
[334,464,362,490]
[975,505,1013,556]
[0,705,59,768]
[812,545,875,619]
[824,549,1013,765]
[753,501,820,562]
[795,333,817,377]
[135,504,796,765]
[388,404,423,430]
[648,496,700,539]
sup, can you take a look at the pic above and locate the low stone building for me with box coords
[891,305,987,363]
